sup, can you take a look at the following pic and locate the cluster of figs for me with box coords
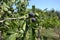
[28,12,36,22]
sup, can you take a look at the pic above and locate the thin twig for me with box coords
[0,17,26,22]
[0,31,3,40]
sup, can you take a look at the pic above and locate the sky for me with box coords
[27,0,60,10]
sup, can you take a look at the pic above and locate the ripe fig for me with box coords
[29,12,35,17]
[31,18,36,22]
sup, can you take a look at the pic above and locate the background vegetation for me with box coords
[0,0,60,40]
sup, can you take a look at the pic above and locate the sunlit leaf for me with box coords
[6,33,18,40]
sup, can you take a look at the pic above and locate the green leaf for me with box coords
[23,22,26,31]
[3,7,8,11]
[5,22,10,25]
[6,33,18,40]
[35,13,39,16]
[8,11,12,14]
[11,0,15,2]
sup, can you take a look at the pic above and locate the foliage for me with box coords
[0,0,60,40]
